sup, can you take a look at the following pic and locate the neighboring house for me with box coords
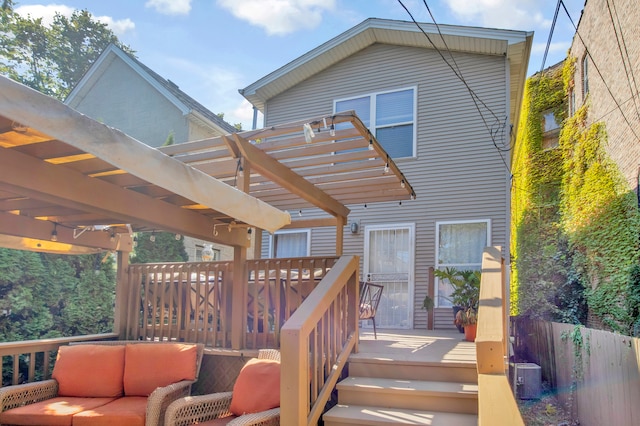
[65,44,238,261]
[567,0,640,191]
[512,0,640,331]
[240,18,533,330]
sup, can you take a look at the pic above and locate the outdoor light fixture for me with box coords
[149,232,156,243]
[401,179,406,189]
[368,139,374,150]
[201,244,214,262]
[303,123,315,143]
[50,224,58,242]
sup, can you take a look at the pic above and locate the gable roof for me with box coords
[240,18,533,134]
[66,44,237,134]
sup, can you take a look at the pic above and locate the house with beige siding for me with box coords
[65,44,238,261]
[241,18,533,330]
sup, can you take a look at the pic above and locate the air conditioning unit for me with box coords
[514,362,541,399]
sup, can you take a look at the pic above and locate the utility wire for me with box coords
[540,0,562,73]
[397,0,511,174]
[561,0,640,143]
[605,0,640,122]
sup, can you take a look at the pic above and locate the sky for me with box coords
[12,0,586,129]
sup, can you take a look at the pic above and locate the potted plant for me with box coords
[426,267,481,340]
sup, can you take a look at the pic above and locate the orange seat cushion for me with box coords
[229,358,280,416]
[52,345,125,397]
[124,343,198,396]
[71,396,147,426]
[0,396,116,426]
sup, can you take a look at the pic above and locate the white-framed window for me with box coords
[269,229,310,258]
[435,220,490,307]
[334,87,416,158]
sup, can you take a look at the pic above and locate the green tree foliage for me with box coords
[0,1,134,99]
[130,232,188,264]
[0,248,116,384]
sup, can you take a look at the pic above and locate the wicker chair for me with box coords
[164,349,280,426]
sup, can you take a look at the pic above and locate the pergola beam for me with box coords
[0,148,251,247]
[230,133,350,219]
[0,76,290,234]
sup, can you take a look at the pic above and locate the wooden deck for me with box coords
[324,328,479,425]
[356,328,476,364]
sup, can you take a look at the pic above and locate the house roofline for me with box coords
[239,18,533,113]
[66,44,237,134]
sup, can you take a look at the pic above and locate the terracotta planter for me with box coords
[463,323,477,342]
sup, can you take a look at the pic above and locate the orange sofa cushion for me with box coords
[52,345,125,397]
[229,358,280,416]
[124,343,198,396]
[0,396,116,426]
[72,396,147,426]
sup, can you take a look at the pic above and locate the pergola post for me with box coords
[113,239,132,338]
[336,216,346,256]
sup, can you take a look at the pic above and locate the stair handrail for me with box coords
[280,255,360,426]
[476,246,524,425]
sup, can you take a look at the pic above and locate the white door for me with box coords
[364,223,414,329]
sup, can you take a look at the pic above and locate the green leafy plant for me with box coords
[425,267,481,326]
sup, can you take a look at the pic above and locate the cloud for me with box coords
[217,0,336,36]
[443,0,548,30]
[15,4,135,37]
[15,4,75,26]
[145,0,192,16]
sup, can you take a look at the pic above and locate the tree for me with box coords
[0,2,134,99]
[130,232,188,264]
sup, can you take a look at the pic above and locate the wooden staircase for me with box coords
[323,330,478,425]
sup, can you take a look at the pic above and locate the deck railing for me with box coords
[476,246,524,425]
[124,257,338,349]
[0,333,118,386]
[280,255,360,426]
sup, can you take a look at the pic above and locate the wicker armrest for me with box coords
[227,407,280,426]
[146,379,195,426]
[0,379,59,412]
[164,391,233,426]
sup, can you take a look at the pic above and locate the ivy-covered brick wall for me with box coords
[511,59,640,333]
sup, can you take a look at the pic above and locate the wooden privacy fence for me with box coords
[515,320,640,426]
[124,257,338,349]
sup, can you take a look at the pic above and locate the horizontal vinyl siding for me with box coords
[265,43,509,329]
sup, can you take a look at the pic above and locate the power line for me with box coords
[605,0,640,122]
[540,0,562,73]
[396,0,511,175]
[561,0,640,144]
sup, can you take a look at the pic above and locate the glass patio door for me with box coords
[363,223,414,329]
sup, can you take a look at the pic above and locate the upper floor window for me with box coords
[269,230,310,258]
[582,55,589,97]
[542,111,559,133]
[335,87,416,159]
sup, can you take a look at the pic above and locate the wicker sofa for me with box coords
[0,340,204,426]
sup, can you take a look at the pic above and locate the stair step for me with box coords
[337,377,478,414]
[323,404,478,426]
[348,357,477,384]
